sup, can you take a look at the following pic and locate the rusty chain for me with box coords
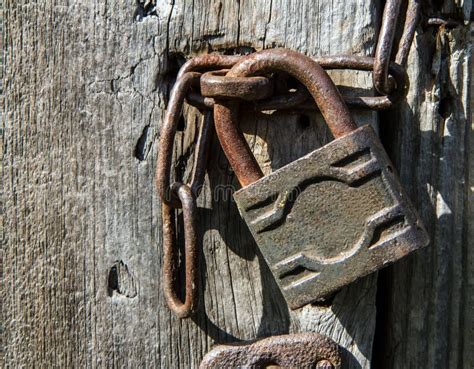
[156,72,215,317]
[374,0,420,94]
[156,0,420,319]
[162,182,199,318]
[197,55,409,111]
[213,48,360,187]
[182,0,419,112]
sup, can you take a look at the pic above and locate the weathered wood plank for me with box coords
[3,1,471,368]
[374,1,472,367]
[3,1,381,368]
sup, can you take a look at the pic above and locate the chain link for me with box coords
[162,182,198,318]
[196,55,408,111]
[155,0,420,319]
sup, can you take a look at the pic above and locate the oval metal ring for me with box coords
[162,182,199,318]
[186,56,408,112]
[257,55,408,111]
[156,72,201,207]
[310,55,408,110]
[177,54,242,79]
[213,48,359,187]
[258,55,408,111]
[200,69,273,101]
[374,0,420,95]
[374,0,403,95]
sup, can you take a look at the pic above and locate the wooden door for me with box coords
[3,1,471,368]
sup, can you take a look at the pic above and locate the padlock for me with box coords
[210,49,429,309]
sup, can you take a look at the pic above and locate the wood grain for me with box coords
[374,2,472,368]
[2,1,471,368]
[2,1,379,367]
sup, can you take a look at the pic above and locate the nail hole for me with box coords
[287,76,299,90]
[166,52,187,72]
[134,124,151,161]
[156,52,187,105]
[107,266,119,295]
[298,115,311,130]
[107,260,138,298]
[134,0,158,22]
[177,116,186,131]
[438,96,454,119]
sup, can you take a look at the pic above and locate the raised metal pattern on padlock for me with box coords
[212,49,429,310]
[199,333,341,369]
[234,124,428,309]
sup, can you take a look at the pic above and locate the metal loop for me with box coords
[190,111,213,198]
[200,70,273,100]
[312,55,408,109]
[374,0,403,94]
[156,72,201,207]
[156,72,214,208]
[156,71,211,319]
[213,48,358,187]
[162,182,199,318]
[374,0,420,94]
[186,56,408,112]
[395,0,421,67]
[177,54,242,79]
[200,333,342,369]
[157,56,236,207]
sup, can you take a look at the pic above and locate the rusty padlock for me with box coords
[208,49,429,309]
[200,332,342,369]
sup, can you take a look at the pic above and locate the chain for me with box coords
[155,0,420,319]
[162,182,199,318]
[196,55,408,111]
[184,0,418,112]
[374,0,420,94]
[155,71,215,317]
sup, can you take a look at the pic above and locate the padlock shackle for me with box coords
[213,48,358,187]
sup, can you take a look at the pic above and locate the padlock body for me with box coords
[234,125,429,309]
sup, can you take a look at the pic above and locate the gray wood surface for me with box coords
[2,1,471,368]
[373,2,472,368]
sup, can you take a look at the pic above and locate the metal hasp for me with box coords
[212,48,429,310]
[199,333,342,369]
